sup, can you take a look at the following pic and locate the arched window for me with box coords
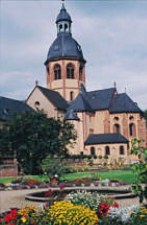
[79,72,82,81]
[129,123,136,136]
[79,66,83,80]
[46,66,50,75]
[113,116,119,121]
[35,101,40,110]
[89,129,94,135]
[90,147,95,156]
[54,64,61,80]
[105,146,110,155]
[129,116,134,120]
[113,124,120,133]
[70,91,74,101]
[120,146,124,155]
[64,23,68,31]
[67,63,74,79]
[59,24,63,32]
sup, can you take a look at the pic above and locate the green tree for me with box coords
[131,139,147,204]
[0,112,76,174]
[41,155,66,181]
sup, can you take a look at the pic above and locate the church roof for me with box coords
[0,96,32,121]
[86,88,116,110]
[68,86,142,114]
[56,4,72,23]
[64,109,80,121]
[85,133,128,145]
[68,92,94,112]
[110,93,142,113]
[38,86,68,111]
[45,33,85,64]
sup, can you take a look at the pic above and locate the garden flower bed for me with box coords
[0,177,126,191]
[0,200,146,225]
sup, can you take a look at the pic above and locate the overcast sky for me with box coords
[0,0,147,110]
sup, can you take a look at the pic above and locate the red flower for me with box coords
[44,189,53,197]
[98,202,110,217]
[113,202,119,208]
[10,222,15,225]
[4,209,17,222]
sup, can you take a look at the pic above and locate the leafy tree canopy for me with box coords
[41,155,67,180]
[131,139,147,204]
[0,112,76,174]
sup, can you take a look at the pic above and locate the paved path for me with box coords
[0,188,140,213]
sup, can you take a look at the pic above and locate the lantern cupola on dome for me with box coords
[45,3,86,65]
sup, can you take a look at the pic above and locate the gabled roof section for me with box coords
[68,92,94,112]
[0,96,33,121]
[86,88,116,111]
[110,93,142,113]
[38,86,68,111]
[85,133,128,145]
[64,109,80,121]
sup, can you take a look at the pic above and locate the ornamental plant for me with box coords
[65,190,116,211]
[0,207,51,225]
[130,206,147,225]
[65,190,100,211]
[97,202,110,218]
[131,139,147,204]
[105,204,139,225]
[48,200,98,225]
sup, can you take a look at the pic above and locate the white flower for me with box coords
[109,205,139,222]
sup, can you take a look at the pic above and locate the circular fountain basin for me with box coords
[25,187,137,202]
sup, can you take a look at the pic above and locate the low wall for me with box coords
[0,164,18,177]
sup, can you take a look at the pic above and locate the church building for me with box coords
[26,3,147,164]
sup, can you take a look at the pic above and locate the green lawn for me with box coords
[0,169,137,185]
[62,169,137,184]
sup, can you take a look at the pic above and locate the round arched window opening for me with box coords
[105,146,110,155]
[64,23,68,31]
[35,101,40,109]
[113,116,119,121]
[90,147,95,156]
[129,123,136,136]
[129,116,134,120]
[67,63,74,79]
[120,146,124,155]
[54,64,61,80]
[113,124,120,133]
[70,91,74,101]
[59,24,63,31]
[46,67,50,75]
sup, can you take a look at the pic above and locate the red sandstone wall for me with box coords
[0,165,18,177]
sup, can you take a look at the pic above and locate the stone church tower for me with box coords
[44,3,86,102]
[26,3,147,162]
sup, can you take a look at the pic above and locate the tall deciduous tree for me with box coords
[0,112,76,174]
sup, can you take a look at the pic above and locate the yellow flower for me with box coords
[139,215,145,218]
[48,200,98,225]
[21,217,27,223]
